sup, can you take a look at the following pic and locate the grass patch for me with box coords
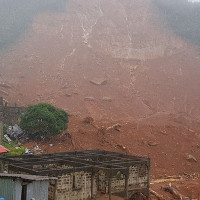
[2,139,25,156]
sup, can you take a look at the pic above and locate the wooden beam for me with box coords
[125,173,129,199]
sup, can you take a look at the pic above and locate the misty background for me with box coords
[1,0,200,53]
[153,0,200,47]
[0,0,68,52]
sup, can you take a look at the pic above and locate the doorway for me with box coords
[21,184,27,200]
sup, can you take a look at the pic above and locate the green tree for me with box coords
[20,103,68,140]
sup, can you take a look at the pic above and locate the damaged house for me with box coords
[0,150,150,200]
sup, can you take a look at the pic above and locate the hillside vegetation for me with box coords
[153,0,200,47]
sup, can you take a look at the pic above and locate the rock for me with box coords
[186,154,197,162]
[116,144,127,150]
[90,79,107,86]
[102,97,112,102]
[148,142,159,146]
[106,123,121,132]
[72,92,79,95]
[83,117,94,124]
[0,83,12,89]
[61,83,68,89]
[18,75,25,79]
[65,93,72,97]
[160,130,167,135]
[84,97,95,102]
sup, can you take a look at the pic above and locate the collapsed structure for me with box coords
[0,96,27,143]
[0,150,150,200]
[0,97,27,125]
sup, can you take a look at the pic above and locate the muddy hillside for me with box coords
[0,0,200,122]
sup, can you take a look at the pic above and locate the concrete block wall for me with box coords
[54,171,97,200]
[97,171,106,192]
[1,158,149,200]
[97,164,148,194]
[48,179,57,200]
[129,164,148,187]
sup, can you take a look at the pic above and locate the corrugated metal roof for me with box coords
[0,173,56,181]
[0,145,9,154]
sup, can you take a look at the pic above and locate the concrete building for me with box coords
[0,173,53,200]
[0,150,150,200]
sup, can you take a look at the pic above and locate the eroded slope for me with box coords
[0,0,200,122]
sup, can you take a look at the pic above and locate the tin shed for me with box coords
[0,173,53,200]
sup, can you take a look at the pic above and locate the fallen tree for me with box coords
[163,186,187,200]
[150,189,164,200]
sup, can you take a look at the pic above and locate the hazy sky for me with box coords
[188,0,200,2]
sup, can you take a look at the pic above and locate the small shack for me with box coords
[0,173,54,200]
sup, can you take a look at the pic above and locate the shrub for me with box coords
[20,103,68,140]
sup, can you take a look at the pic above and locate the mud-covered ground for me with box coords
[1,0,200,121]
[24,116,200,199]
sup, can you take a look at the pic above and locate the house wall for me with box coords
[98,163,149,194]
[0,178,22,200]
[128,164,148,187]
[1,158,149,200]
[0,177,49,200]
[53,171,97,200]
[27,180,49,200]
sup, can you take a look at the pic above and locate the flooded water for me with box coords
[0,0,68,52]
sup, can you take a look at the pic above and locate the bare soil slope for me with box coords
[24,116,200,199]
[1,0,200,122]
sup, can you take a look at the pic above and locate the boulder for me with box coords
[106,123,121,132]
[65,93,72,97]
[102,97,112,102]
[83,117,94,124]
[186,154,197,162]
[148,142,159,147]
[84,97,95,101]
[61,83,68,89]
[90,79,107,86]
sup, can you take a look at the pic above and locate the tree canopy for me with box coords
[20,103,68,140]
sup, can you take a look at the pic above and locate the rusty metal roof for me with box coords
[0,145,9,154]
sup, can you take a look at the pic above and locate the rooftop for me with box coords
[0,150,150,176]
[0,173,56,181]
